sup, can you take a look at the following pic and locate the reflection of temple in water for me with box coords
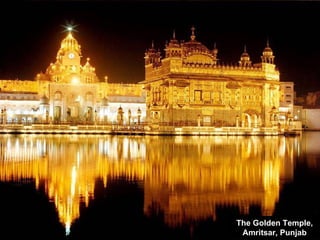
[143,136,296,227]
[0,135,146,234]
[0,135,297,232]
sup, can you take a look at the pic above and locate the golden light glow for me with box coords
[61,21,78,33]
[0,134,301,232]
[71,76,80,84]
[142,27,283,129]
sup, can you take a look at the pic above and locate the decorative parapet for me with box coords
[146,61,279,82]
[145,60,171,81]
[0,79,39,92]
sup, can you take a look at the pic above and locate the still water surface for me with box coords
[0,132,319,239]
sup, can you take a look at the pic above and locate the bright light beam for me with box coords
[61,20,79,33]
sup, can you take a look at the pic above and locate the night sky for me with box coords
[1,1,320,96]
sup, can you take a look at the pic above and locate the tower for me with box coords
[144,41,161,67]
[164,30,182,58]
[33,26,105,124]
[239,45,252,67]
[141,26,281,129]
[35,27,99,84]
[261,40,275,64]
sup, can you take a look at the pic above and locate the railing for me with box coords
[0,121,301,136]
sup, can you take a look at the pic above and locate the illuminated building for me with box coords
[278,81,302,129]
[106,83,146,124]
[141,27,281,128]
[0,25,303,133]
[0,28,145,125]
[280,82,294,114]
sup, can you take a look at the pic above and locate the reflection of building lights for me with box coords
[65,222,71,236]
[0,135,297,233]
[71,166,77,196]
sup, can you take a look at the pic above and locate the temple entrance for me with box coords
[53,106,61,123]
[243,109,261,128]
[85,107,93,123]
[70,104,80,124]
[243,113,251,127]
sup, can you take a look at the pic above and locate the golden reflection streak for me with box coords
[143,136,296,226]
[0,134,299,231]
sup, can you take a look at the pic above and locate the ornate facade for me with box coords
[141,27,281,128]
[36,30,106,124]
[0,29,145,125]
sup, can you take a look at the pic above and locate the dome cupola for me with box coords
[59,32,81,55]
[39,95,49,105]
[261,39,275,64]
[239,45,252,67]
[181,26,210,56]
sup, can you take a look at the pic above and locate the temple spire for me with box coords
[239,44,252,67]
[261,38,275,64]
[190,26,196,41]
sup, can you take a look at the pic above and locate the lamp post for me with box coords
[128,109,131,128]
[236,115,240,128]
[94,110,97,128]
[270,106,277,127]
[2,107,6,127]
[117,106,124,127]
[137,108,141,126]
[1,108,3,126]
[197,114,201,127]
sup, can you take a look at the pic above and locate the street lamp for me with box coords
[128,109,131,127]
[236,114,240,128]
[94,110,97,127]
[137,108,141,126]
[117,106,124,126]
[269,106,278,127]
[2,107,7,126]
[1,108,3,125]
[197,114,201,127]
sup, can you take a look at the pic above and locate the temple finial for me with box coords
[190,26,196,41]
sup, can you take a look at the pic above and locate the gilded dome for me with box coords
[241,52,249,59]
[101,97,108,106]
[263,41,273,56]
[240,46,250,60]
[181,26,210,56]
[55,32,82,60]
[39,95,49,104]
[60,32,81,53]
[82,58,95,73]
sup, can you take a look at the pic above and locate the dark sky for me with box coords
[1,1,320,96]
